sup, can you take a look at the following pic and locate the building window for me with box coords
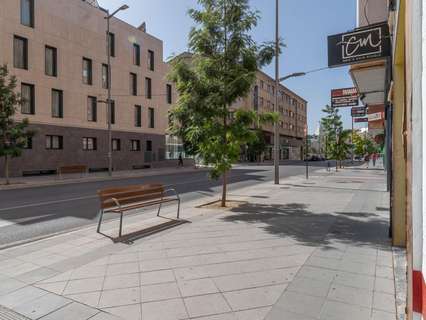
[20,0,34,28]
[87,96,97,122]
[166,84,172,104]
[108,33,115,57]
[21,83,34,114]
[148,50,155,71]
[133,43,140,66]
[146,140,152,152]
[130,73,137,96]
[131,139,141,151]
[14,36,28,70]
[260,80,264,89]
[112,138,120,151]
[145,77,152,99]
[83,137,97,151]
[46,135,63,150]
[82,58,92,85]
[102,64,109,89]
[23,136,32,149]
[134,105,142,127]
[109,100,115,124]
[45,46,57,77]
[51,89,63,118]
[148,107,155,128]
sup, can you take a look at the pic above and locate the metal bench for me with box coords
[57,165,88,178]
[96,184,180,237]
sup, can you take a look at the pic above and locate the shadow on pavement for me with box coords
[222,202,390,249]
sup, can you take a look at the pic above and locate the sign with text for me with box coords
[354,117,368,123]
[331,87,359,108]
[328,22,391,67]
[351,106,367,117]
[368,112,384,121]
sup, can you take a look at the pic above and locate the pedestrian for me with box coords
[178,152,184,167]
[365,154,370,168]
[372,153,377,167]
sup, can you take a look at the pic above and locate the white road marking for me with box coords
[0,220,15,227]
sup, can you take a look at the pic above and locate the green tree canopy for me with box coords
[168,0,278,206]
[0,65,34,184]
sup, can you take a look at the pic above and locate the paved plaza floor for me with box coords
[0,167,398,320]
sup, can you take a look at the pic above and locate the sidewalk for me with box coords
[0,165,200,191]
[0,167,400,320]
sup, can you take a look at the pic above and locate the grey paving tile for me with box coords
[141,282,180,302]
[107,262,139,276]
[194,313,237,320]
[14,293,71,319]
[142,298,188,320]
[63,277,104,295]
[184,293,231,318]
[38,302,99,320]
[15,268,59,284]
[88,311,123,320]
[108,253,139,264]
[372,292,396,313]
[327,284,373,308]
[337,260,376,276]
[296,266,337,283]
[0,277,27,296]
[178,278,219,297]
[66,291,101,308]
[319,300,370,320]
[273,291,324,318]
[139,269,175,286]
[375,265,394,279]
[103,303,142,320]
[265,307,317,320]
[214,268,297,292]
[69,265,107,280]
[35,281,68,295]
[334,271,375,290]
[374,277,395,294]
[103,273,140,291]
[287,276,332,298]
[0,286,47,309]
[371,309,396,320]
[99,287,140,308]
[224,284,286,311]
[235,306,271,320]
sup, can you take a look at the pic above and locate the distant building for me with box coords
[0,0,178,176]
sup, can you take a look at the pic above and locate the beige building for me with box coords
[234,70,308,161]
[0,0,177,176]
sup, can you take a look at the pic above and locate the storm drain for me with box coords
[0,306,30,320]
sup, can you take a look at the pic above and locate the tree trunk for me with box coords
[335,159,338,172]
[221,170,227,207]
[5,155,10,185]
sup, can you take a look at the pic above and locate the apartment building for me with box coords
[0,0,176,176]
[234,70,308,161]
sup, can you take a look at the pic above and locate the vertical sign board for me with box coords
[328,22,391,68]
[331,87,359,108]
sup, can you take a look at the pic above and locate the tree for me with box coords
[0,65,33,184]
[330,129,352,168]
[169,0,278,207]
[320,105,344,169]
[246,129,267,162]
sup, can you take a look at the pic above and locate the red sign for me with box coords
[354,117,368,123]
[331,87,359,108]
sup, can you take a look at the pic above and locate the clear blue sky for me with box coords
[98,0,360,134]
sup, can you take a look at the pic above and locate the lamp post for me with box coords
[274,0,280,184]
[100,4,129,176]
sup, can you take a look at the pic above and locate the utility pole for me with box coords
[274,0,280,184]
[305,125,309,179]
[351,116,354,163]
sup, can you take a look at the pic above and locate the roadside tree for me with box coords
[168,0,279,207]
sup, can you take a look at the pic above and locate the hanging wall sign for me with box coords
[351,106,367,117]
[354,117,368,123]
[328,22,391,68]
[331,87,359,108]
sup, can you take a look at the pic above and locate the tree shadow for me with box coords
[222,202,390,249]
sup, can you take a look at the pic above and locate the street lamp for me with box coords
[279,72,306,82]
[100,4,129,176]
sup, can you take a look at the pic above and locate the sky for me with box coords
[98,0,360,134]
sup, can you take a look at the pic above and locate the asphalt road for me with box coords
[0,162,329,246]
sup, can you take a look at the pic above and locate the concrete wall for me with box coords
[357,0,389,27]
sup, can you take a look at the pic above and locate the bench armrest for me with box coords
[110,197,123,210]
[163,188,180,200]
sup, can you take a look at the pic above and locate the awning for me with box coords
[349,61,387,106]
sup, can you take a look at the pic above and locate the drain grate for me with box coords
[0,306,30,320]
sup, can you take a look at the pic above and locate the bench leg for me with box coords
[157,202,162,217]
[177,198,181,219]
[97,210,104,233]
[119,212,123,238]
